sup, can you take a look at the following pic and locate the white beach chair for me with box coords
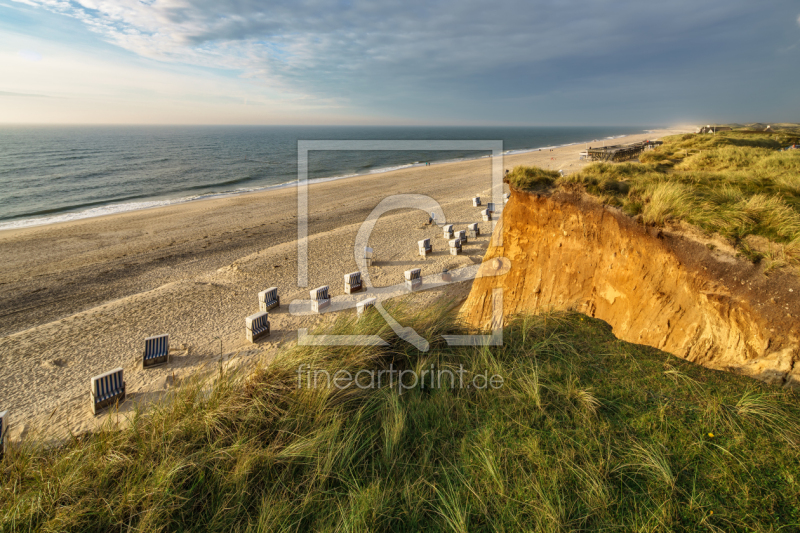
[404,268,422,291]
[90,367,126,416]
[357,297,377,317]
[472,196,481,207]
[246,311,270,342]
[467,222,480,238]
[0,410,7,457]
[345,271,363,294]
[418,238,432,258]
[443,224,454,239]
[142,334,169,369]
[503,192,510,203]
[455,229,467,244]
[481,208,492,222]
[311,285,331,313]
[449,238,462,255]
[259,287,280,312]
[364,246,374,267]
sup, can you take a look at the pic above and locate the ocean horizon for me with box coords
[0,125,655,230]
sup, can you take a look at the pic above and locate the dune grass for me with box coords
[508,130,800,262]
[2,303,799,532]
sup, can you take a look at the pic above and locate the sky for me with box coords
[0,0,799,126]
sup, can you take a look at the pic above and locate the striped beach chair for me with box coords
[443,224,454,239]
[449,238,462,255]
[311,285,331,313]
[472,196,481,207]
[345,272,363,294]
[143,334,169,369]
[467,222,480,238]
[357,297,377,317]
[90,368,126,416]
[364,247,374,267]
[455,229,467,244]
[418,238,432,258]
[404,268,422,291]
[246,311,270,342]
[481,208,491,222]
[0,410,6,457]
[259,287,280,312]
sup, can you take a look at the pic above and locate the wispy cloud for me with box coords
[0,90,50,97]
[4,0,800,123]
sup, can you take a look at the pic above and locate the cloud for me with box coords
[0,90,49,97]
[17,49,41,61]
[7,0,800,123]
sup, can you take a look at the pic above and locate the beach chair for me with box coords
[472,197,481,207]
[0,410,6,457]
[357,297,377,317]
[467,222,480,238]
[246,311,270,342]
[455,229,467,244]
[258,287,280,312]
[418,238,432,258]
[311,285,331,313]
[345,271,363,294]
[364,247,374,267]
[449,238,462,255]
[90,367,126,416]
[481,209,492,222]
[487,202,496,213]
[142,334,169,369]
[404,268,422,291]
[441,269,452,282]
[503,192,510,203]
[443,224,454,239]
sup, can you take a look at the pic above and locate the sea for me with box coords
[0,125,653,230]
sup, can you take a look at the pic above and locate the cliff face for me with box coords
[461,190,800,388]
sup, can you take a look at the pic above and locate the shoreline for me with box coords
[0,128,660,232]
[0,127,689,438]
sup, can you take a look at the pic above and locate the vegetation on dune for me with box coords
[507,129,800,264]
[2,303,799,531]
[504,166,561,191]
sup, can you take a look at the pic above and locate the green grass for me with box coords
[2,303,799,531]
[507,129,800,263]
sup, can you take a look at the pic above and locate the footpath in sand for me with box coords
[0,130,685,439]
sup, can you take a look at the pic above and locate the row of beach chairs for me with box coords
[0,193,511,432]
[473,194,510,207]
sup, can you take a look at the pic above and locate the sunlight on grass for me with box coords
[1,304,799,531]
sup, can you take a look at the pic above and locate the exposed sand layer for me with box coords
[0,129,684,439]
[460,189,800,388]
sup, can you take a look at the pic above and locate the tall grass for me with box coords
[510,130,800,254]
[1,304,799,531]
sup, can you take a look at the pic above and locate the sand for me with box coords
[0,129,687,439]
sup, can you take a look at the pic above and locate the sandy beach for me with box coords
[0,129,686,438]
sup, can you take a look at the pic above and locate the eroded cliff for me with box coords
[461,189,800,387]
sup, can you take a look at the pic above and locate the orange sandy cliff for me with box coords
[460,189,800,388]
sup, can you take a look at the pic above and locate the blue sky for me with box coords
[1,0,799,125]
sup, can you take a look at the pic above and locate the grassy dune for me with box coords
[508,129,800,267]
[2,304,799,531]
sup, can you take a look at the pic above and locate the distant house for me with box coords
[698,125,732,134]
